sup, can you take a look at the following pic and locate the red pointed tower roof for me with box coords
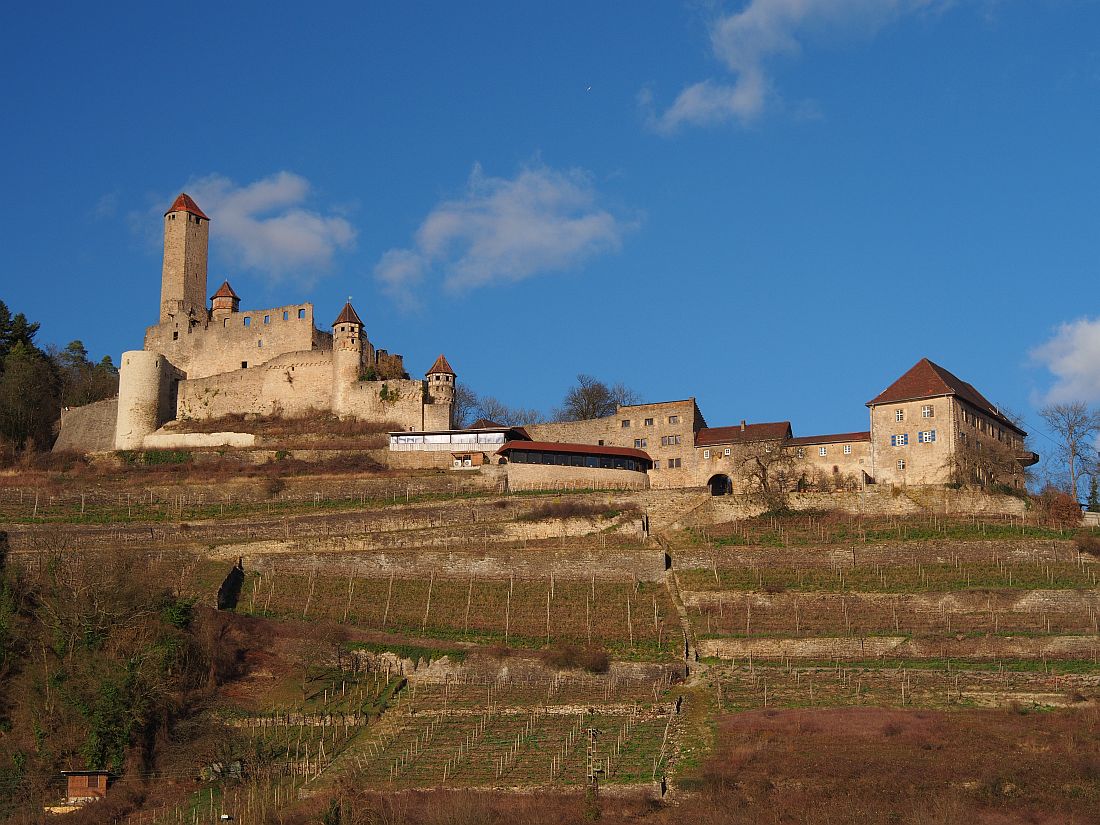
[165,193,209,220]
[332,301,363,327]
[426,354,455,375]
[210,280,239,300]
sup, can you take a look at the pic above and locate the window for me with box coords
[843,445,852,455]
[172,331,178,340]
[257,339,263,348]
[621,419,631,428]
[660,435,682,447]
[890,434,909,447]
[652,460,660,469]
[703,449,711,459]
[724,447,731,456]
[597,440,604,446]
[263,315,270,324]
[819,447,828,457]
[298,309,306,319]
[896,459,906,470]
[87,775,100,789]
[922,405,934,418]
[668,415,680,424]
[796,448,805,458]
[223,319,228,327]
[634,438,647,449]
[895,409,905,422]
[244,317,251,327]
[241,361,248,369]
[283,311,289,320]
[668,457,681,469]
[918,429,936,443]
[644,418,654,426]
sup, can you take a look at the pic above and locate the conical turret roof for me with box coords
[211,280,239,300]
[332,301,363,327]
[165,193,209,220]
[426,354,455,375]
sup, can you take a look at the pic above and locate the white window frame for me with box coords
[818,446,827,456]
[921,404,933,418]
[724,447,731,456]
[897,458,906,470]
[843,445,852,455]
[796,448,804,458]
[703,449,711,459]
[895,409,905,422]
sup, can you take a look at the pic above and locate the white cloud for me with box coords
[186,172,355,279]
[648,0,945,133]
[1031,317,1100,404]
[374,163,630,303]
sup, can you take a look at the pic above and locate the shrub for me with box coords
[542,644,610,674]
[1074,534,1100,558]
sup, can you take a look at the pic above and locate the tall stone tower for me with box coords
[160,193,210,324]
[331,300,364,415]
[424,354,456,430]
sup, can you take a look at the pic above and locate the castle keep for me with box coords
[61,193,456,451]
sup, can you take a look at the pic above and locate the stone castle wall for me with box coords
[144,303,327,379]
[54,398,118,452]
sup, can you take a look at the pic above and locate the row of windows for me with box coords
[890,430,936,447]
[895,405,935,422]
[240,309,308,327]
[622,415,680,428]
[506,451,648,473]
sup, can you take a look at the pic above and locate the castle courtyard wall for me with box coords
[144,303,324,379]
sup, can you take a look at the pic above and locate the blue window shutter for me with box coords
[931,429,936,442]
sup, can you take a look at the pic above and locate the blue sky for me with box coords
[3,1,1099,446]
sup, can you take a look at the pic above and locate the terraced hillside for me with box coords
[1,464,1097,824]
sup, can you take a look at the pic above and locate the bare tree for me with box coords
[737,438,797,509]
[451,384,478,429]
[947,431,1028,490]
[475,395,545,426]
[555,374,641,422]
[1040,402,1100,502]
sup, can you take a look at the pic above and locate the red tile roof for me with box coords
[497,440,652,462]
[867,358,1024,435]
[427,354,455,375]
[467,418,505,430]
[332,301,363,326]
[788,431,871,446]
[210,280,239,300]
[695,421,792,447]
[165,193,208,220]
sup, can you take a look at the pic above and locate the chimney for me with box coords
[740,420,746,432]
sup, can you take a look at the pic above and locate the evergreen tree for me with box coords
[1088,475,1100,513]
[0,342,60,450]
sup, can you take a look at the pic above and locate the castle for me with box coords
[58,193,456,451]
[56,192,1037,496]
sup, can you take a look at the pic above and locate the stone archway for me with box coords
[708,474,732,496]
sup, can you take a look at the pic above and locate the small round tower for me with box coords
[115,350,168,449]
[210,280,240,317]
[424,354,456,429]
[330,300,364,415]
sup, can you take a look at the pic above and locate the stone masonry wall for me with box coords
[145,302,323,379]
[54,397,118,452]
